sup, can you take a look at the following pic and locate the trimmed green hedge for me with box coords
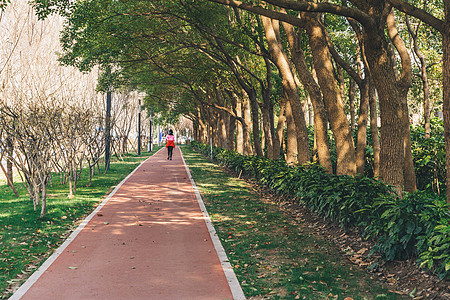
[191,141,450,280]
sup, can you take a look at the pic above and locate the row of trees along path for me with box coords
[14,0,449,203]
[1,2,450,217]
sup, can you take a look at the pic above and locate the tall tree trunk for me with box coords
[313,126,318,162]
[420,53,431,138]
[193,120,199,142]
[356,82,370,174]
[105,89,112,173]
[248,89,263,156]
[213,111,220,147]
[261,108,271,157]
[385,0,450,201]
[32,180,39,211]
[285,99,298,164]
[422,62,431,138]
[40,179,47,218]
[368,45,404,193]
[273,97,287,160]
[369,81,381,178]
[6,136,13,187]
[261,91,274,158]
[122,136,128,154]
[363,8,411,194]
[303,13,356,175]
[228,114,236,151]
[227,91,237,151]
[444,4,450,204]
[198,109,208,144]
[308,99,313,127]
[349,79,356,131]
[261,117,266,153]
[215,88,229,149]
[402,96,417,193]
[286,90,310,164]
[243,97,253,155]
[195,107,200,142]
[261,56,274,158]
[282,21,332,173]
[68,169,74,199]
[219,111,227,148]
[337,65,346,106]
[387,8,417,193]
[236,100,244,154]
[262,16,310,164]
[269,93,276,154]
[206,110,213,148]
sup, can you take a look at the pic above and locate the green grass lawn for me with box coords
[182,146,403,300]
[0,149,160,299]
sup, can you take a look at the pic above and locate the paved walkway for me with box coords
[11,147,244,300]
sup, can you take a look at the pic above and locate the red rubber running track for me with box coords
[11,147,245,300]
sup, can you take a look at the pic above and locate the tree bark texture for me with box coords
[235,100,244,154]
[349,79,356,130]
[387,8,417,193]
[219,111,227,148]
[303,13,356,175]
[285,98,298,165]
[104,89,112,173]
[262,56,275,159]
[308,100,313,127]
[369,81,381,178]
[248,89,263,156]
[261,104,273,158]
[363,6,408,194]
[356,82,369,175]
[228,114,236,151]
[337,65,346,107]
[6,136,13,187]
[273,96,287,160]
[243,97,253,155]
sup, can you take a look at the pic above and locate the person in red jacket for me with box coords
[165,129,175,160]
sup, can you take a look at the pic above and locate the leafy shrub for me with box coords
[419,219,450,279]
[190,141,450,278]
[360,192,448,261]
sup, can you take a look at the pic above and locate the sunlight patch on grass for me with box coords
[210,214,234,222]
